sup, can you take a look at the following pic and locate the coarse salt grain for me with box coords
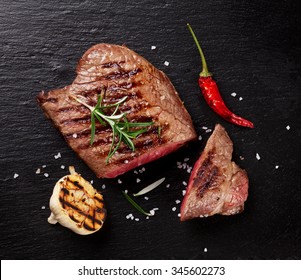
[142,167,146,172]
[239,156,244,160]
[149,210,155,216]
[36,168,41,174]
[182,190,186,196]
[204,248,208,252]
[54,152,61,159]
[44,173,49,178]
[126,214,132,219]
[166,184,170,188]
[41,206,46,210]
[231,92,237,97]
[202,126,208,130]
[135,218,139,222]
[164,61,169,66]
[205,129,212,133]
[124,189,128,194]
[13,173,19,179]
[286,125,290,130]
[72,133,78,138]
[275,165,279,169]
[175,200,181,204]
[256,153,261,160]
[134,170,138,174]
[184,158,189,162]
[239,97,243,101]
[146,216,150,219]
[42,165,46,168]
[198,135,202,141]
[102,184,106,189]
[90,180,93,184]
[118,179,122,184]
[172,207,176,212]
[151,46,157,50]
[182,181,187,186]
[60,165,65,169]
[144,196,149,200]
[124,160,129,164]
[136,178,141,183]
[178,213,181,217]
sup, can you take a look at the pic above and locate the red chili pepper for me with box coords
[187,24,254,128]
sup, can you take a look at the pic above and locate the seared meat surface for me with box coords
[180,124,248,221]
[38,44,196,178]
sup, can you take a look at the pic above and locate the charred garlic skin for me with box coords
[48,166,106,235]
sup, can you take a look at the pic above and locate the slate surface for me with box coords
[0,0,300,260]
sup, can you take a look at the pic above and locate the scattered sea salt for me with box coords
[198,135,203,141]
[134,170,138,175]
[204,248,208,252]
[166,184,170,188]
[90,180,94,184]
[13,173,19,179]
[118,179,122,184]
[124,189,128,194]
[151,46,157,50]
[60,165,65,169]
[42,165,46,168]
[146,216,150,219]
[275,165,279,169]
[164,61,170,66]
[135,218,140,222]
[149,210,155,216]
[126,214,132,219]
[36,168,41,174]
[142,167,146,172]
[131,216,134,220]
[144,196,149,200]
[136,178,141,183]
[102,184,106,189]
[72,133,78,138]
[172,207,176,212]
[54,152,61,159]
[205,129,212,133]
[182,181,187,186]
[202,126,208,130]
[231,92,237,97]
[239,97,243,101]
[239,156,245,160]
[256,153,261,160]
[44,173,49,178]
[286,125,290,130]
[175,200,181,204]
[178,213,181,217]
[41,206,46,210]
[182,190,186,196]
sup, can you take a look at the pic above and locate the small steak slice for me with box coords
[180,124,248,221]
[37,44,196,178]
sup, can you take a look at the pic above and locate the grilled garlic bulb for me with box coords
[48,166,106,235]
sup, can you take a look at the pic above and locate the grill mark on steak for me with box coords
[101,60,125,68]
[104,68,142,80]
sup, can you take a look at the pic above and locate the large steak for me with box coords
[180,124,249,221]
[37,44,196,178]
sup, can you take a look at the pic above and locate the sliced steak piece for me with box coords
[37,44,196,178]
[180,124,248,221]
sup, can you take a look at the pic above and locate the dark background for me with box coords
[0,0,300,260]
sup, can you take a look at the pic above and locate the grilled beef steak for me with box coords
[180,124,248,221]
[37,44,196,178]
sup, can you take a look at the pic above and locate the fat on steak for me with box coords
[180,124,249,221]
[37,44,196,178]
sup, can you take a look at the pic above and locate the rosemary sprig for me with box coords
[122,191,152,216]
[72,92,153,162]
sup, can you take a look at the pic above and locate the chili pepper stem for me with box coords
[187,23,212,77]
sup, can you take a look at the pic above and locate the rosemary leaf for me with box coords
[133,177,166,196]
[122,191,152,216]
[90,112,96,145]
